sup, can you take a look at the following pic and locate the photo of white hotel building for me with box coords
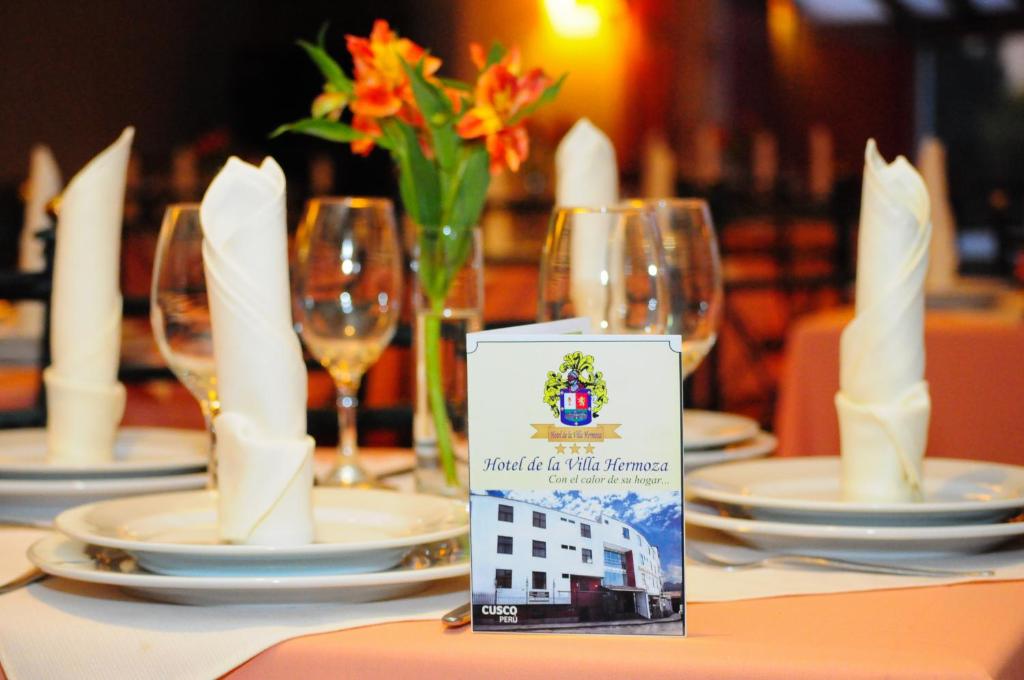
[471,494,673,622]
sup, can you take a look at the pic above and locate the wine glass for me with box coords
[293,197,403,487]
[150,203,219,486]
[626,199,723,377]
[538,205,668,334]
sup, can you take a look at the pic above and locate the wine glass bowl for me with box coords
[538,205,668,334]
[150,203,218,485]
[634,198,723,377]
[292,197,403,487]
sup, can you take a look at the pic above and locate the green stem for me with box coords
[423,297,459,486]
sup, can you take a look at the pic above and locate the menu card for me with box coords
[467,320,686,636]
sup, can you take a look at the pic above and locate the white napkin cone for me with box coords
[44,128,133,464]
[917,137,959,292]
[200,156,314,545]
[836,139,932,502]
[16,145,62,336]
[555,118,619,329]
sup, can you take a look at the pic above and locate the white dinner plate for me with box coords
[28,534,469,605]
[683,410,760,450]
[0,427,207,479]
[0,473,207,524]
[56,488,469,576]
[686,457,1024,526]
[685,500,1024,559]
[684,432,777,471]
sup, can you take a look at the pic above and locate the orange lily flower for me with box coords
[456,44,550,172]
[351,114,383,156]
[346,20,441,124]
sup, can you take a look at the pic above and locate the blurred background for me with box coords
[2,0,1023,444]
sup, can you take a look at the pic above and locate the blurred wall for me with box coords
[0,0,453,183]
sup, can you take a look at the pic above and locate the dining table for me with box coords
[227,579,1024,679]
[775,303,1024,462]
[2,444,1023,679]
[3,292,1024,679]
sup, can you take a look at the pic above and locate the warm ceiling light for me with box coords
[544,0,604,38]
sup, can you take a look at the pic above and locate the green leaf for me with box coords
[316,22,330,48]
[297,39,354,96]
[486,42,507,68]
[449,145,490,229]
[439,77,472,92]
[270,118,366,143]
[385,119,441,227]
[400,58,451,120]
[509,73,567,125]
[400,57,459,172]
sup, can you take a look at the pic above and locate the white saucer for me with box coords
[28,534,469,605]
[686,457,1024,526]
[0,427,207,479]
[0,473,207,524]
[685,500,1024,559]
[55,488,469,576]
[684,410,760,450]
[684,432,777,471]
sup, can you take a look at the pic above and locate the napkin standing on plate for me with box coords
[201,156,314,545]
[555,118,619,328]
[917,137,959,293]
[16,145,62,336]
[44,128,133,464]
[836,140,931,502]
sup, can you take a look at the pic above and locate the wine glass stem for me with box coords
[336,385,359,463]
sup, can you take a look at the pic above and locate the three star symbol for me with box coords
[554,443,566,454]
[570,443,581,454]
[585,443,595,454]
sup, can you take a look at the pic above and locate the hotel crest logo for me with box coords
[532,351,621,453]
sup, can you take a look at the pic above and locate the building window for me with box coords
[532,571,547,589]
[498,504,513,522]
[497,535,513,554]
[581,523,591,538]
[532,511,546,528]
[604,549,627,586]
[533,540,547,558]
[622,527,630,539]
[582,548,593,563]
[495,569,512,588]
[562,573,570,579]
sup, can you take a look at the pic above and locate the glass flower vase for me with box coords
[412,226,483,498]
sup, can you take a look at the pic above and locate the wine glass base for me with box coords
[320,461,380,489]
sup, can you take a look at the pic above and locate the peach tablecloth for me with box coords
[776,308,1024,462]
[227,580,1024,679]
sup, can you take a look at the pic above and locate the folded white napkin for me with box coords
[15,145,62,336]
[836,140,931,502]
[44,128,133,465]
[555,118,619,329]
[917,137,959,293]
[200,156,314,545]
[0,529,464,680]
